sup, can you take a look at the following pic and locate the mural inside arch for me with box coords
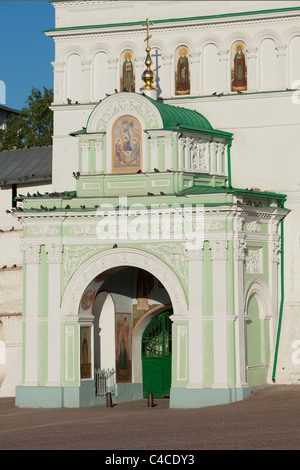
[231,41,247,91]
[112,115,142,173]
[175,45,190,95]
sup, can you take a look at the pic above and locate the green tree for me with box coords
[0,86,53,150]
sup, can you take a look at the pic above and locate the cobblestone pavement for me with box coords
[0,385,300,451]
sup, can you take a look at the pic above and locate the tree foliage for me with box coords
[0,86,53,150]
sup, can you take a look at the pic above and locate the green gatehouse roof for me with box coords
[144,95,214,132]
[70,92,233,139]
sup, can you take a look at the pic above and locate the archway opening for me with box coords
[78,266,172,395]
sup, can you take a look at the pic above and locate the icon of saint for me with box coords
[122,52,135,92]
[232,44,247,90]
[176,47,190,95]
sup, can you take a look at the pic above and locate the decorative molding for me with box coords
[61,248,188,319]
[269,238,281,263]
[244,277,272,320]
[234,238,247,261]
[246,220,262,233]
[46,243,64,264]
[23,244,41,265]
[209,240,228,261]
[95,97,159,132]
[26,226,60,237]
[245,247,262,274]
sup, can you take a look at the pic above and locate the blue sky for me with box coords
[0,1,55,110]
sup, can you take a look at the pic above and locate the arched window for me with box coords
[120,50,135,92]
[175,45,190,95]
[231,41,247,91]
[112,115,142,174]
[93,51,109,101]
[259,38,278,90]
[202,43,219,95]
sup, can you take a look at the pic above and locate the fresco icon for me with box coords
[120,50,135,92]
[231,42,247,91]
[175,46,190,95]
[112,115,142,173]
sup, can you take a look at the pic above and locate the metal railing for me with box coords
[95,368,116,397]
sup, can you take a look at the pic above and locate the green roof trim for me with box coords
[45,6,300,33]
[179,185,287,200]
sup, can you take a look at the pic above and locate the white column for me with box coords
[187,249,204,388]
[210,142,217,174]
[218,49,229,93]
[247,47,258,92]
[108,58,119,94]
[80,141,90,174]
[163,137,173,171]
[233,233,248,388]
[135,56,145,93]
[46,243,63,386]
[24,244,41,386]
[210,239,229,389]
[190,54,201,96]
[82,59,92,103]
[52,61,65,105]
[185,138,193,172]
[178,138,185,170]
[163,53,173,98]
[94,141,104,173]
[276,45,287,90]
[269,218,281,347]
[149,138,159,171]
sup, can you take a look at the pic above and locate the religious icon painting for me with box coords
[80,287,97,314]
[112,115,142,174]
[175,45,191,95]
[80,326,92,379]
[115,313,132,383]
[120,50,135,92]
[231,41,247,91]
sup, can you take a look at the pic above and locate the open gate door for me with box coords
[142,310,172,398]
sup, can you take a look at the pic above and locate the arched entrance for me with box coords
[142,309,172,398]
[61,248,188,404]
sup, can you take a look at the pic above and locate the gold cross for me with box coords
[144,18,154,49]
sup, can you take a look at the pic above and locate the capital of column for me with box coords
[24,244,41,264]
[46,243,64,264]
[209,240,228,261]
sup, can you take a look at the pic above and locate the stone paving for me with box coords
[0,384,300,450]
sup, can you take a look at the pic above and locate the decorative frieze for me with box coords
[246,220,262,233]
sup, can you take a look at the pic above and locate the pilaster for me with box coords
[23,244,41,386]
[209,239,229,389]
[186,248,204,389]
[46,243,63,386]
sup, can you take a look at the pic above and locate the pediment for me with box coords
[86,92,164,134]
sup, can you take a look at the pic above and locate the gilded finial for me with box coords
[140,18,157,98]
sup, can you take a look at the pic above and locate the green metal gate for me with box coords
[142,310,172,398]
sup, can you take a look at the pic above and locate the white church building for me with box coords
[2,0,300,408]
